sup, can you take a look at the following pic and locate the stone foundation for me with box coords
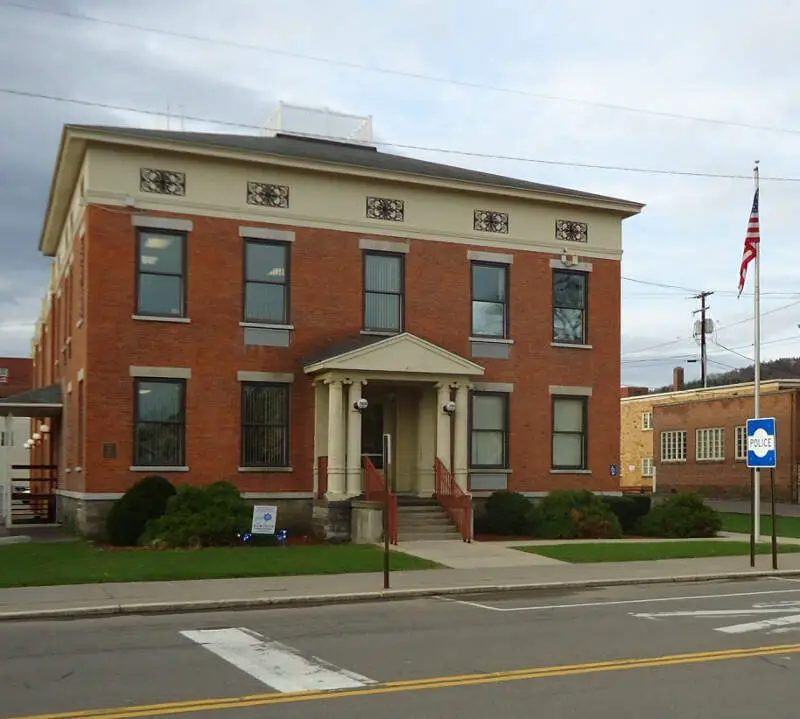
[350,500,384,544]
[311,499,352,542]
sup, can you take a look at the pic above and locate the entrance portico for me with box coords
[303,333,485,501]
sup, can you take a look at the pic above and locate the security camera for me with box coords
[443,400,456,414]
[354,398,369,412]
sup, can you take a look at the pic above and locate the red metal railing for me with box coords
[434,458,473,542]
[363,456,398,545]
[317,456,328,499]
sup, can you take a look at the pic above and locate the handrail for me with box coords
[363,456,398,545]
[434,458,473,542]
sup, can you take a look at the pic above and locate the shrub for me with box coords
[481,491,534,536]
[105,475,176,546]
[636,492,722,538]
[529,490,622,539]
[602,495,652,534]
[141,480,251,548]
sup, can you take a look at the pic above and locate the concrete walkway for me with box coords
[707,499,800,516]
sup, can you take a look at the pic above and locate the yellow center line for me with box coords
[7,642,800,719]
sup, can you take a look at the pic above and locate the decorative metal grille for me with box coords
[555,219,588,243]
[366,196,404,222]
[473,209,509,234]
[139,168,186,196]
[247,182,290,209]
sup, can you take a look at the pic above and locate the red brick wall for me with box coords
[654,389,797,501]
[0,357,32,398]
[71,205,621,495]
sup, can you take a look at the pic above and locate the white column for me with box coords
[346,380,365,496]
[416,388,436,496]
[435,382,452,472]
[2,415,11,528]
[453,383,470,491]
[325,379,346,499]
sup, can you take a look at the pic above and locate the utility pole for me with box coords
[693,291,714,388]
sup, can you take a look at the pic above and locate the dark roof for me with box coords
[70,124,642,209]
[0,384,62,406]
[303,335,387,368]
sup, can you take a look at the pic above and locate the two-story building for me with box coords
[14,117,643,537]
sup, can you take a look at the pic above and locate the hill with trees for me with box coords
[653,356,800,393]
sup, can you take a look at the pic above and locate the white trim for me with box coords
[132,215,193,232]
[242,492,314,499]
[239,322,294,330]
[239,226,295,242]
[129,465,190,472]
[470,337,515,345]
[56,489,125,501]
[132,315,192,324]
[359,238,410,254]
[130,366,192,379]
[468,250,514,265]
[549,258,593,272]
[238,467,294,473]
[551,342,593,350]
[471,382,514,393]
[549,384,593,396]
[237,371,294,383]
[66,382,72,393]
[550,469,592,475]
[77,368,85,381]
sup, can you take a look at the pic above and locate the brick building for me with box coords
[0,357,34,524]
[10,119,643,536]
[0,357,32,399]
[621,367,800,501]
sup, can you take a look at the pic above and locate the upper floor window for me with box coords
[552,395,588,470]
[469,391,509,469]
[696,427,725,461]
[133,378,186,467]
[661,430,687,462]
[364,251,404,333]
[471,262,508,338]
[136,230,186,317]
[641,411,653,430]
[735,425,747,461]
[244,240,290,325]
[553,269,588,344]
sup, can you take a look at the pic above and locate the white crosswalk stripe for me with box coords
[180,627,376,693]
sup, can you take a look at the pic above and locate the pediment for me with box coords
[303,333,485,377]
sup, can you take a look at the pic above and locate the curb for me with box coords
[0,536,31,546]
[3,568,800,622]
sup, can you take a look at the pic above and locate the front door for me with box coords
[361,401,385,470]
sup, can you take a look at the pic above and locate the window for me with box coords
[244,240,290,325]
[363,252,404,332]
[471,262,508,338]
[641,411,653,430]
[136,229,186,317]
[241,383,290,467]
[469,392,509,468]
[0,431,12,447]
[735,425,747,461]
[552,396,587,470]
[661,430,687,462]
[642,457,654,477]
[696,427,725,461]
[553,269,588,344]
[133,379,186,466]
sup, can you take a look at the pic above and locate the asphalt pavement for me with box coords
[4,576,800,719]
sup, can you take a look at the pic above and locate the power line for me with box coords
[5,0,800,139]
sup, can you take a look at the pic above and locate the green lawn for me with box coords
[720,512,800,539]
[0,541,440,588]
[518,540,800,564]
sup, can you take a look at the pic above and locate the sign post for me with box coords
[382,432,392,590]
[746,417,777,568]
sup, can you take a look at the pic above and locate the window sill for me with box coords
[661,459,686,464]
[132,315,191,324]
[469,467,512,474]
[696,459,725,463]
[240,322,294,330]
[238,466,293,473]
[469,337,514,345]
[129,465,190,472]
[74,467,82,473]
[551,342,592,350]
[551,468,592,474]
[360,329,399,337]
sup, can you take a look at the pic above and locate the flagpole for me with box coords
[753,160,761,543]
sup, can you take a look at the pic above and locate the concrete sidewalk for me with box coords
[3,551,800,623]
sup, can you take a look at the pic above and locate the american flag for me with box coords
[737,187,760,297]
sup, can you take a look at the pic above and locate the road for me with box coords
[4,576,800,718]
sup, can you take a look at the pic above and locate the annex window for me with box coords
[136,229,186,317]
[363,251,404,333]
[696,427,725,461]
[552,396,587,470]
[735,425,747,461]
[641,411,653,430]
[243,240,290,325]
[660,430,687,462]
[553,269,588,344]
[241,383,291,468]
[641,457,654,477]
[469,392,509,469]
[471,262,508,338]
[133,378,186,467]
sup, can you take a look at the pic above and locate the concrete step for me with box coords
[399,530,463,541]
[396,505,444,514]
[397,516,453,528]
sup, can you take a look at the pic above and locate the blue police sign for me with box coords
[746,417,777,469]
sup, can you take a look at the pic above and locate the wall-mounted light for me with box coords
[353,397,369,413]
[32,433,41,441]
[39,424,50,434]
[443,400,456,415]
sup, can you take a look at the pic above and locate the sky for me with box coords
[2,0,800,389]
